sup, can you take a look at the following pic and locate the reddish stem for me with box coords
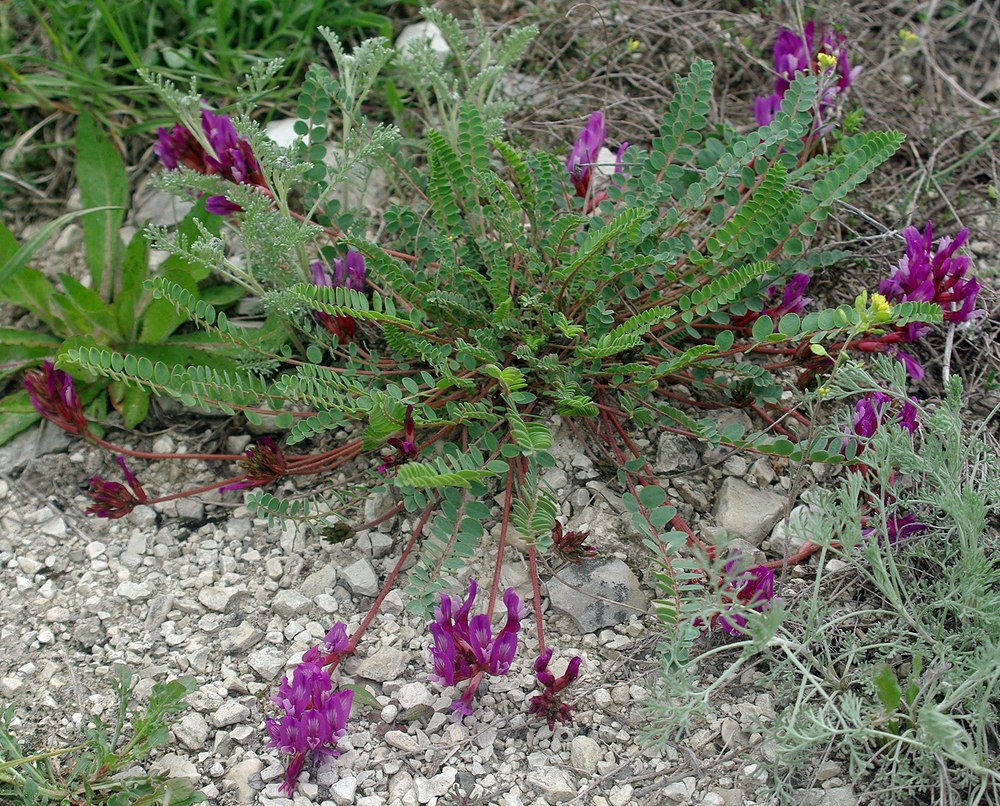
[527,543,545,656]
[487,462,516,621]
[340,499,437,661]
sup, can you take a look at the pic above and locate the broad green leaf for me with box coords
[0,328,61,378]
[139,269,198,344]
[873,664,902,712]
[0,267,64,332]
[0,390,40,446]
[56,273,120,339]
[110,380,151,429]
[76,112,127,299]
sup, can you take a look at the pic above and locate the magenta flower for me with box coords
[840,392,919,462]
[377,404,418,475]
[302,622,351,667]
[567,112,607,198]
[24,361,89,436]
[204,195,244,216]
[312,251,366,341]
[883,511,927,544]
[880,223,981,341]
[754,21,860,130]
[566,112,627,207]
[717,561,775,635]
[766,272,813,317]
[266,657,353,796]
[85,456,148,519]
[221,437,287,492]
[527,649,582,730]
[428,581,525,716]
[154,124,208,172]
[155,108,266,189]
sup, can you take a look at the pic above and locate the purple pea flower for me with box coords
[85,456,148,519]
[527,649,582,730]
[312,251,367,341]
[754,21,860,130]
[266,650,353,796]
[428,580,525,716]
[24,361,89,436]
[155,108,267,203]
[883,511,927,544]
[842,392,919,460]
[302,622,351,667]
[204,195,244,216]
[717,560,775,635]
[732,272,813,328]
[566,112,628,208]
[766,272,813,317]
[377,405,418,475]
[880,223,981,343]
[567,111,607,198]
[221,437,287,492]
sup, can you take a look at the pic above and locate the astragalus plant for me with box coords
[24,10,975,794]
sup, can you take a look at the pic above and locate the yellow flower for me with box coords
[816,52,837,71]
[627,38,641,52]
[871,293,892,322]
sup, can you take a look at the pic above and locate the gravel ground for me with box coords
[0,417,869,806]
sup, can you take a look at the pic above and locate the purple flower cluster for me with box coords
[843,394,928,544]
[880,222,981,341]
[155,108,267,214]
[766,272,813,318]
[221,437,287,492]
[24,361,89,436]
[717,561,775,635]
[312,251,366,342]
[429,580,525,716]
[732,272,812,329]
[527,649,582,730]
[754,21,860,130]
[850,392,919,442]
[85,456,148,519]
[566,111,627,208]
[266,623,352,796]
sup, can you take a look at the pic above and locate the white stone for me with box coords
[414,768,456,803]
[174,712,210,750]
[248,647,289,681]
[714,478,787,546]
[341,558,379,597]
[198,586,241,613]
[273,589,311,618]
[396,681,433,709]
[609,785,635,806]
[266,118,307,149]
[396,21,449,58]
[527,767,576,803]
[571,734,601,775]
[212,700,251,727]
[355,646,406,682]
[151,753,199,784]
[331,776,357,806]
[664,776,696,802]
[384,730,421,753]
[115,581,152,601]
